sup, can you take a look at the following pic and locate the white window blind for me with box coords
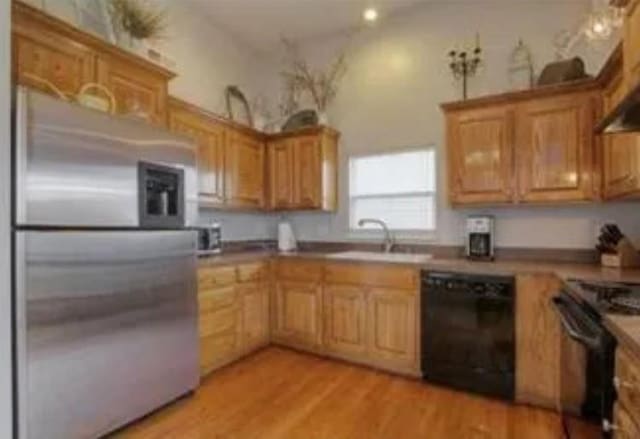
[349,149,436,232]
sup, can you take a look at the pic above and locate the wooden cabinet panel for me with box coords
[324,284,367,358]
[366,288,417,370]
[237,262,267,283]
[515,274,561,409]
[240,282,269,351]
[199,285,236,314]
[12,21,96,97]
[268,139,294,209]
[516,92,597,202]
[169,101,226,205]
[276,259,324,282]
[615,347,640,425]
[266,127,338,212]
[97,56,168,126]
[325,263,417,290]
[293,135,322,208]
[273,280,323,348]
[624,0,640,92]
[225,129,265,209]
[198,265,236,289]
[613,402,640,439]
[447,105,515,204]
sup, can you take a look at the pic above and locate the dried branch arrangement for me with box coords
[109,0,167,40]
[280,38,348,113]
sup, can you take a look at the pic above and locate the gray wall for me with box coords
[0,0,12,435]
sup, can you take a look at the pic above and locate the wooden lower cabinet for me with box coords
[272,280,323,348]
[613,402,640,439]
[366,288,418,372]
[515,274,562,409]
[240,282,270,352]
[198,285,242,376]
[323,284,367,359]
[198,261,269,377]
[272,260,419,375]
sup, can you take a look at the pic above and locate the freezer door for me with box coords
[14,87,198,227]
[15,231,199,439]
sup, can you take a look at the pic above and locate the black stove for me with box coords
[566,279,640,316]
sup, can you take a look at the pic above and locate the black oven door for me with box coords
[552,292,616,438]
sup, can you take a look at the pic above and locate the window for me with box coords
[349,149,436,232]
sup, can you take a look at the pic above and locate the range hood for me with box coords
[596,80,640,134]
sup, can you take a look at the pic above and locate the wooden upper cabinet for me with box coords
[169,99,226,206]
[96,56,169,126]
[447,105,515,205]
[624,0,640,92]
[225,129,266,209]
[602,55,640,200]
[516,91,598,203]
[12,8,96,96]
[12,2,174,126]
[267,127,339,211]
[443,82,602,206]
[268,138,295,209]
[293,135,322,208]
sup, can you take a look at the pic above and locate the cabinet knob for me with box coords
[613,376,634,390]
[603,419,618,433]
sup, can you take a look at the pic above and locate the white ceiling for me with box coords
[187,0,429,51]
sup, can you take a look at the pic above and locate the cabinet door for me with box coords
[447,106,515,205]
[624,0,640,92]
[324,284,367,359]
[12,21,96,97]
[240,282,269,351]
[225,129,265,209]
[293,135,322,208]
[198,285,242,376]
[366,288,417,370]
[515,274,561,409]
[273,280,322,348]
[613,403,640,439]
[267,139,294,209]
[516,93,597,202]
[169,108,226,205]
[96,56,168,127]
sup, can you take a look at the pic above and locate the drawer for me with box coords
[237,262,267,283]
[199,307,239,338]
[615,347,640,424]
[276,259,323,282]
[199,285,237,313]
[198,265,236,289]
[325,263,418,290]
[613,402,640,439]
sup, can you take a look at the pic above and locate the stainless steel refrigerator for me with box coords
[13,87,200,439]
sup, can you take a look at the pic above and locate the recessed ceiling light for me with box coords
[363,7,378,23]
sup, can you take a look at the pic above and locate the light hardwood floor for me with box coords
[113,347,599,439]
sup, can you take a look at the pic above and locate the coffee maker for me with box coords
[466,216,494,260]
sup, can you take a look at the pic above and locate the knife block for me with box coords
[601,238,640,268]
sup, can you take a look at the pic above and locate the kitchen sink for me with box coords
[326,251,433,264]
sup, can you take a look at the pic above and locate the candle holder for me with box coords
[448,38,483,100]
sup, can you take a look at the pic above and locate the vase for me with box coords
[317,111,329,126]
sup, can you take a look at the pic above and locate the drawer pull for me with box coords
[603,419,618,433]
[613,376,634,390]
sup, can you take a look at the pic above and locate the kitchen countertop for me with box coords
[198,249,640,354]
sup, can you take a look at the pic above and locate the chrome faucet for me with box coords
[358,218,394,253]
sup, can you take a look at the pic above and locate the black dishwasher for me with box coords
[421,271,515,400]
